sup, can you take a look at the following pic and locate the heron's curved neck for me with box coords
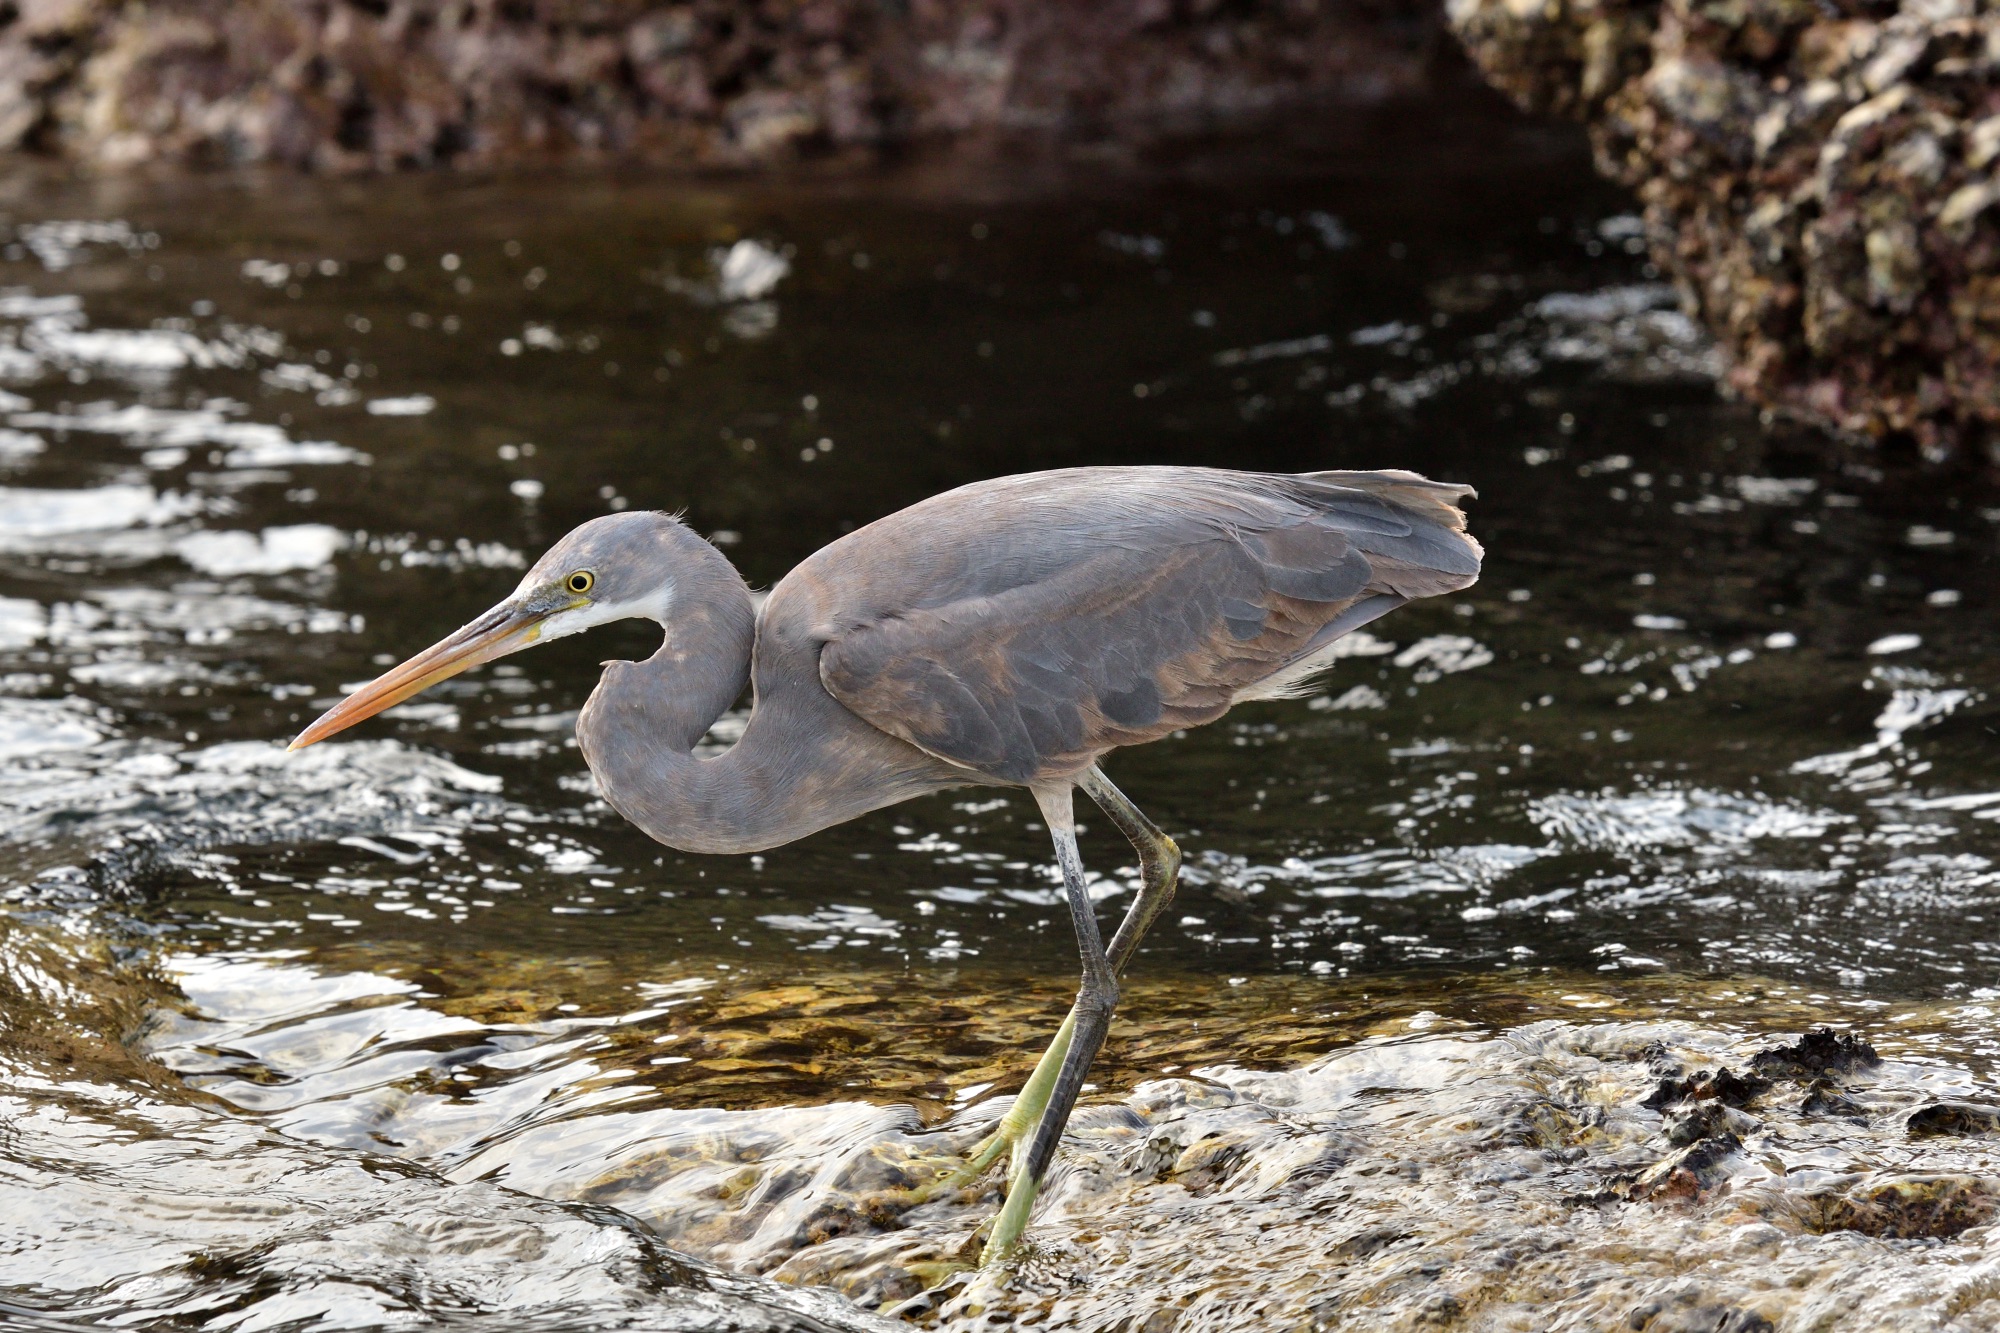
[578,531,940,855]
[574,528,761,845]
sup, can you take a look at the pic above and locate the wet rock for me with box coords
[1643,1065,1767,1110]
[1748,1027,1881,1078]
[1417,1291,1465,1323]
[1906,1101,2000,1138]
[1511,1096,1609,1152]
[1331,1226,1414,1259]
[1638,1039,1685,1078]
[1627,1286,1776,1333]
[0,913,183,1100]
[1662,1099,1759,1146]
[1165,1127,1259,1194]
[1448,0,2000,465]
[1798,1078,1869,1120]
[0,1,1445,172]
[0,919,890,1333]
[1626,1130,1744,1202]
[1806,1174,2000,1240]
[117,948,2000,1328]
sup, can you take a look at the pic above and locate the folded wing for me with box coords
[817,468,1480,785]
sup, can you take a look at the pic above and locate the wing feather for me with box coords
[811,467,1480,783]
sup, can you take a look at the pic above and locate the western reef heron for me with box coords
[290,465,1482,1261]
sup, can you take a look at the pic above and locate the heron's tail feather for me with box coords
[1304,464,1480,564]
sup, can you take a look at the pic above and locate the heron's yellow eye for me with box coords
[565,570,595,595]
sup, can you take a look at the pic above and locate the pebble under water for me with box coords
[5,101,2000,1330]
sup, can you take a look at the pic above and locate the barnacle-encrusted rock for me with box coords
[0,0,1444,172]
[1749,1026,1881,1077]
[1642,1064,1768,1109]
[1449,0,2000,464]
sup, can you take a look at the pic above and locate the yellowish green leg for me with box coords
[967,766,1180,1264]
[959,1010,1076,1183]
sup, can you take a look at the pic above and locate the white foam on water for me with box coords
[174,524,344,577]
[0,596,45,649]
[0,484,198,542]
[69,658,203,689]
[1311,684,1388,711]
[0,292,82,319]
[30,326,220,372]
[365,394,435,416]
[0,428,42,465]
[15,219,150,270]
[222,438,369,468]
[716,239,790,301]
[1530,786,1848,854]
[11,402,366,468]
[1392,634,1493,681]
[0,696,105,762]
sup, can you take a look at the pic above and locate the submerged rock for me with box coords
[1662,1097,1759,1145]
[1627,1128,1746,1201]
[1749,1026,1882,1077]
[31,929,2000,1330]
[0,1,1441,172]
[276,959,2000,1328]
[1448,0,2000,465]
[569,1013,2000,1326]
[1626,1286,1776,1333]
[1806,1174,2000,1240]
[1907,1101,2000,1138]
[0,916,895,1333]
[1799,1079,1871,1119]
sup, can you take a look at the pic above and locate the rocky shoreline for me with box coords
[2,1,1991,464]
[0,0,1441,173]
[1448,0,2000,465]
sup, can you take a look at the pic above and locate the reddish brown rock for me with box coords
[0,0,1445,173]
[1449,0,2000,464]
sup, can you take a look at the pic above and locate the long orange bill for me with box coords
[288,599,549,751]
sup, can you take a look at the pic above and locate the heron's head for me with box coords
[289,511,687,750]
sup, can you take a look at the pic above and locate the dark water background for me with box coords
[6,94,2000,1330]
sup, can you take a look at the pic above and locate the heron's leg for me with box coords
[1079,765,1182,971]
[981,784,1120,1263]
[960,767,1181,1182]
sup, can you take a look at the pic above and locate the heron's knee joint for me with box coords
[1078,976,1119,1014]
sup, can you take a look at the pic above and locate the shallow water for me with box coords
[5,96,2000,1330]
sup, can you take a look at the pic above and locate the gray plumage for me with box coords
[553,466,1479,854]
[291,463,1480,1262]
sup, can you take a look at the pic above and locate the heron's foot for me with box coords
[882,1161,985,1209]
[951,1010,1077,1186]
[979,1163,1043,1264]
[938,1009,1079,1262]
[866,1118,1038,1266]
[814,1125,1020,1217]
[886,1119,1021,1221]
[966,1101,1064,1265]
[948,1121,1015,1187]
[883,1266,977,1319]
